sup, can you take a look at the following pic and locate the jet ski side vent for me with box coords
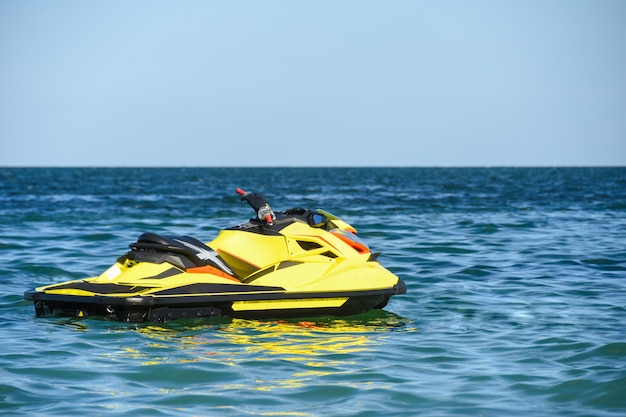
[296,241,323,251]
[295,240,337,258]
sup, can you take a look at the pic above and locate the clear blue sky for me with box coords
[1,1,625,167]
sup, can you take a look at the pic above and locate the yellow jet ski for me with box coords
[24,189,406,322]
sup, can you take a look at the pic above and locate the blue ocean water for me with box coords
[1,167,625,417]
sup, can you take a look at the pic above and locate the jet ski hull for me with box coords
[24,282,406,322]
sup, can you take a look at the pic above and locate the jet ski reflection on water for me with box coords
[24,189,407,322]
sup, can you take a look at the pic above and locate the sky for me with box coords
[1,0,625,167]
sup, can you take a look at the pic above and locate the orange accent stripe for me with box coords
[331,233,370,254]
[312,233,369,255]
[186,265,240,282]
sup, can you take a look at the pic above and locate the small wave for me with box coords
[456,265,497,277]
[415,244,478,255]
[78,233,119,242]
[582,258,626,271]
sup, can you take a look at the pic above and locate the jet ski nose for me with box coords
[395,278,407,295]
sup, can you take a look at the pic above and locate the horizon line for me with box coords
[1,165,625,169]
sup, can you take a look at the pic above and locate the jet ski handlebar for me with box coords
[236,188,276,226]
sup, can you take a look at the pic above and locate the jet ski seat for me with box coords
[128,232,237,277]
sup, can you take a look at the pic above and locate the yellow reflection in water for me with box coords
[99,311,412,395]
[128,312,409,366]
[221,318,372,357]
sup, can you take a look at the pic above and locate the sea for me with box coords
[1,167,625,417]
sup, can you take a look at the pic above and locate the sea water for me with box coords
[1,167,625,416]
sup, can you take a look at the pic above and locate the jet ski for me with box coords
[24,189,407,323]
